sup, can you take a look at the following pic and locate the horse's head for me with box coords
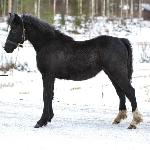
[4,13,25,53]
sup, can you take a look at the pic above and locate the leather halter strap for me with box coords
[6,17,25,48]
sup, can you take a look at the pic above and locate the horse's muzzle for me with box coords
[3,42,16,53]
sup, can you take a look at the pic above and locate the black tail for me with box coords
[120,38,133,82]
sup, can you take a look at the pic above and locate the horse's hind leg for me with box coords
[104,69,142,129]
[123,84,143,129]
[104,71,127,124]
[116,79,142,129]
[111,82,127,124]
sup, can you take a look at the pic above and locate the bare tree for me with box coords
[111,0,114,17]
[130,0,133,20]
[91,0,95,18]
[102,0,106,17]
[106,0,110,17]
[34,0,41,18]
[125,0,129,18]
[79,0,82,16]
[8,0,12,13]
[37,0,40,18]
[54,0,56,16]
[3,0,6,16]
[65,0,68,15]
[139,0,143,19]
[120,0,123,19]
[95,0,99,15]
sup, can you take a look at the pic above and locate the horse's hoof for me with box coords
[48,114,54,122]
[48,117,53,122]
[48,118,52,122]
[128,124,136,129]
[34,122,48,128]
[34,123,41,128]
[112,120,120,124]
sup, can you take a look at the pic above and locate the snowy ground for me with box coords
[0,67,150,149]
[0,17,150,149]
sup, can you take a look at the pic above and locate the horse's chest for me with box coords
[36,51,66,73]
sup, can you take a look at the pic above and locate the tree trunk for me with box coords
[8,0,12,13]
[79,0,82,16]
[126,0,129,18]
[3,0,6,16]
[103,0,106,17]
[95,0,98,15]
[53,0,56,16]
[91,0,95,18]
[139,0,143,19]
[65,0,68,15]
[106,0,109,17]
[130,0,133,20]
[111,0,114,18]
[120,0,123,19]
[37,0,40,18]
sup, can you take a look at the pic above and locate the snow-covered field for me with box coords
[0,16,150,149]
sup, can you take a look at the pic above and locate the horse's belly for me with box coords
[69,70,100,81]
[56,65,101,81]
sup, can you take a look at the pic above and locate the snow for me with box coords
[0,16,150,149]
[143,3,150,11]
[0,69,150,149]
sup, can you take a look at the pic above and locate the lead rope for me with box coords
[2,16,25,76]
[12,16,25,76]
[11,46,20,76]
[14,47,20,67]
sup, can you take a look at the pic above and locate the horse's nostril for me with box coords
[2,44,5,49]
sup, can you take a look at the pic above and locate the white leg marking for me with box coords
[128,108,143,129]
[113,110,127,124]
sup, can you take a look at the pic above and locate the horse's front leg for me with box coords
[34,73,55,128]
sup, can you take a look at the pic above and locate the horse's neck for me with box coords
[25,26,44,52]
[23,17,73,52]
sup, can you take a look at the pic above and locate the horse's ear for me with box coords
[13,13,22,25]
[7,13,15,25]
[8,12,12,17]
[8,13,22,25]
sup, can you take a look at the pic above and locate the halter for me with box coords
[4,17,26,76]
[6,17,26,48]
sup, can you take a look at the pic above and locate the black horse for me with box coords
[4,13,142,129]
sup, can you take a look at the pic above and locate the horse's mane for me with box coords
[22,14,73,41]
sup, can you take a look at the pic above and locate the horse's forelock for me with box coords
[7,13,22,26]
[7,14,15,25]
